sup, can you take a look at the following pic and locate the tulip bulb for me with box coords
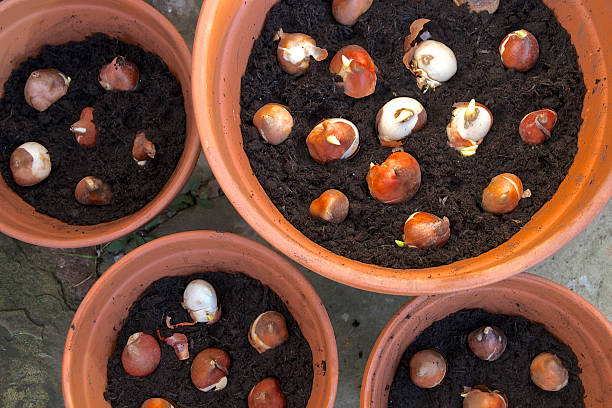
[10,142,52,186]
[248,377,287,408]
[409,349,447,388]
[530,352,569,391]
[401,212,450,249]
[310,189,349,224]
[366,151,421,204]
[453,0,499,14]
[181,279,221,324]
[462,386,508,408]
[519,108,557,145]
[376,97,427,147]
[499,29,539,72]
[99,56,139,91]
[447,99,493,156]
[191,348,230,392]
[121,332,161,377]
[407,40,457,91]
[75,176,112,205]
[332,0,373,25]
[132,131,156,167]
[70,107,98,147]
[468,326,507,361]
[329,45,377,98]
[306,118,359,164]
[24,69,70,111]
[253,103,294,145]
[274,29,328,76]
[157,330,189,360]
[482,173,530,214]
[249,311,289,354]
[141,398,176,408]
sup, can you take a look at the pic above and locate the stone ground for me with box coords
[0,1,610,407]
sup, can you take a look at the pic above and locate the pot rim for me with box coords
[62,230,339,408]
[0,0,200,248]
[360,272,612,407]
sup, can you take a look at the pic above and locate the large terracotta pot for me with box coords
[62,231,338,408]
[361,273,612,407]
[0,0,200,248]
[192,0,612,294]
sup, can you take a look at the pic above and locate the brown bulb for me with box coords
[499,29,539,72]
[274,29,328,76]
[482,173,530,214]
[366,151,421,204]
[463,386,508,408]
[519,109,557,145]
[70,107,98,147]
[248,377,287,408]
[157,330,189,361]
[24,69,70,111]
[249,311,289,354]
[75,176,112,205]
[191,348,230,392]
[329,45,377,98]
[132,131,156,167]
[310,189,349,224]
[10,142,52,186]
[402,212,450,249]
[253,103,294,145]
[141,398,177,408]
[530,352,569,391]
[468,326,507,361]
[306,118,359,164]
[121,332,161,377]
[409,349,447,388]
[332,0,373,25]
[99,56,139,91]
[453,0,499,14]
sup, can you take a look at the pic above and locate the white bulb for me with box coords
[181,279,218,323]
[451,106,492,143]
[376,97,427,144]
[414,40,457,83]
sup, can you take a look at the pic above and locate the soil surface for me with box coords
[0,34,185,225]
[105,272,314,408]
[240,0,585,268]
[388,309,585,407]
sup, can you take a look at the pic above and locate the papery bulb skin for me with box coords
[274,29,328,76]
[24,69,70,111]
[332,0,373,25]
[306,118,359,164]
[366,152,421,204]
[499,29,539,72]
[310,189,350,224]
[329,45,377,98]
[482,173,531,214]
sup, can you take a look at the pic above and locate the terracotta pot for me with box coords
[62,230,338,408]
[0,0,200,248]
[361,273,612,407]
[192,0,612,294]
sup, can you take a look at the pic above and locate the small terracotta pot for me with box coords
[192,0,612,294]
[0,0,200,248]
[361,273,612,407]
[62,231,338,408]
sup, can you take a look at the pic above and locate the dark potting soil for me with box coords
[0,34,185,225]
[388,309,585,407]
[104,272,314,408]
[240,0,586,268]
